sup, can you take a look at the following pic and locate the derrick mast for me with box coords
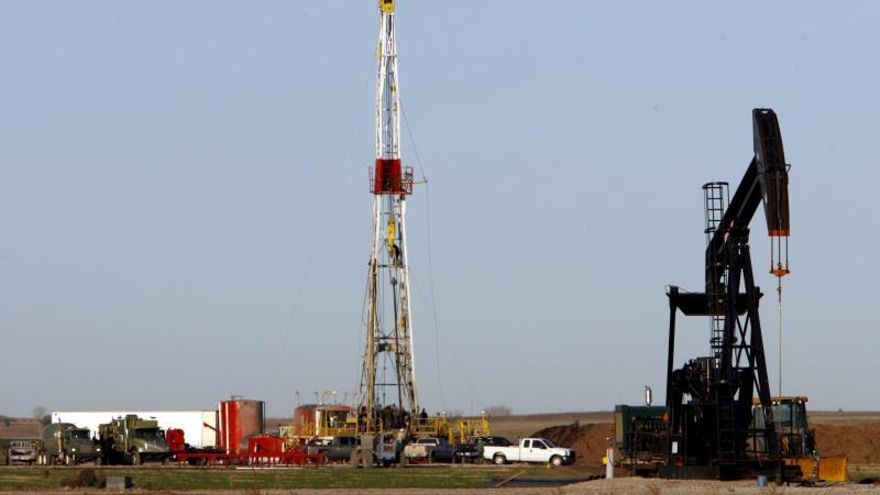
[358,0,418,433]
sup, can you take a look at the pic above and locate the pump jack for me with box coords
[663,108,793,480]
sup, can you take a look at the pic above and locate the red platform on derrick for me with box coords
[371,158,413,195]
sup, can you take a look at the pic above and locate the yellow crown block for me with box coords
[379,0,395,13]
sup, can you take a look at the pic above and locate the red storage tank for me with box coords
[219,396,265,454]
[293,405,317,435]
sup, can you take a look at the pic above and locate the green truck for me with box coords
[36,423,102,465]
[98,415,170,465]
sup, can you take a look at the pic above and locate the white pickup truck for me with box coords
[482,438,575,466]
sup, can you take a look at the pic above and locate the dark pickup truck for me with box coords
[305,436,358,462]
[454,436,512,463]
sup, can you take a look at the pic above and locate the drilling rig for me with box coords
[287,4,490,462]
[358,0,419,435]
[663,108,792,480]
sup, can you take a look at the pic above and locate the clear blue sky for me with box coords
[1,1,877,417]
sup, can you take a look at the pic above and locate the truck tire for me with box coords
[493,453,506,465]
[550,455,563,467]
[95,456,103,466]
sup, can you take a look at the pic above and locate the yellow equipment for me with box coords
[379,0,395,13]
[753,396,847,482]
[790,456,848,483]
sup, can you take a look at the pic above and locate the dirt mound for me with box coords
[815,423,880,464]
[533,422,613,466]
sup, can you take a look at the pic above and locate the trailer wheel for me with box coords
[550,455,563,467]
[493,453,506,465]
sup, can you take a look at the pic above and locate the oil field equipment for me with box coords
[279,0,489,452]
[284,1,491,458]
[356,1,489,445]
[663,108,791,480]
[614,404,668,474]
[281,403,358,444]
[218,397,264,454]
[751,397,847,482]
[359,0,419,434]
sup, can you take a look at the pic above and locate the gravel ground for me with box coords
[563,478,880,494]
[3,479,880,494]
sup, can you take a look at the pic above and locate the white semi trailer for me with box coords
[51,411,218,449]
